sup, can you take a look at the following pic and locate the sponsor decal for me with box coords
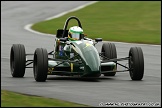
[83,43,92,49]
[48,68,54,74]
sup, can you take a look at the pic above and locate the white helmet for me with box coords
[68,26,83,40]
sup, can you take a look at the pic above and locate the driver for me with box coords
[68,26,83,41]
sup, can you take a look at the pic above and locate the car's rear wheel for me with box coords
[101,43,117,76]
[33,48,48,82]
[129,47,144,80]
[10,44,26,77]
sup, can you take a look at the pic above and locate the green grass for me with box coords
[1,90,89,107]
[31,1,161,45]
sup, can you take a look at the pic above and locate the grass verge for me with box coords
[31,1,161,45]
[1,90,89,107]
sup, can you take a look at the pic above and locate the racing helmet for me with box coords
[68,26,83,40]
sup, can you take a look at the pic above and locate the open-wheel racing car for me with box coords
[10,16,144,82]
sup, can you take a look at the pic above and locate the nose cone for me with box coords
[71,40,101,77]
[84,49,100,70]
[84,65,101,77]
[82,46,101,77]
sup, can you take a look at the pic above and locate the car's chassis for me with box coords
[10,16,144,82]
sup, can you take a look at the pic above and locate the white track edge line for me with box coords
[45,1,98,20]
[24,1,160,47]
[24,1,98,37]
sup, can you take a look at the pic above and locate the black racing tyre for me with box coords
[101,43,117,76]
[10,44,26,77]
[129,47,144,80]
[33,48,48,82]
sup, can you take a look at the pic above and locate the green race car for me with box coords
[10,16,144,82]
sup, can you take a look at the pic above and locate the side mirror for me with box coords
[59,38,67,42]
[95,38,102,42]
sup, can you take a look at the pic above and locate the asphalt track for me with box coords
[1,1,161,107]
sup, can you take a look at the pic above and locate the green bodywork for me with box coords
[48,38,115,77]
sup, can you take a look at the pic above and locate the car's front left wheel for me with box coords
[33,48,48,82]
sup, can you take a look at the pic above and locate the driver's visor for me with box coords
[71,33,80,40]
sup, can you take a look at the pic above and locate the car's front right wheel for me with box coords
[10,44,26,77]
[33,48,48,82]
[129,47,144,80]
